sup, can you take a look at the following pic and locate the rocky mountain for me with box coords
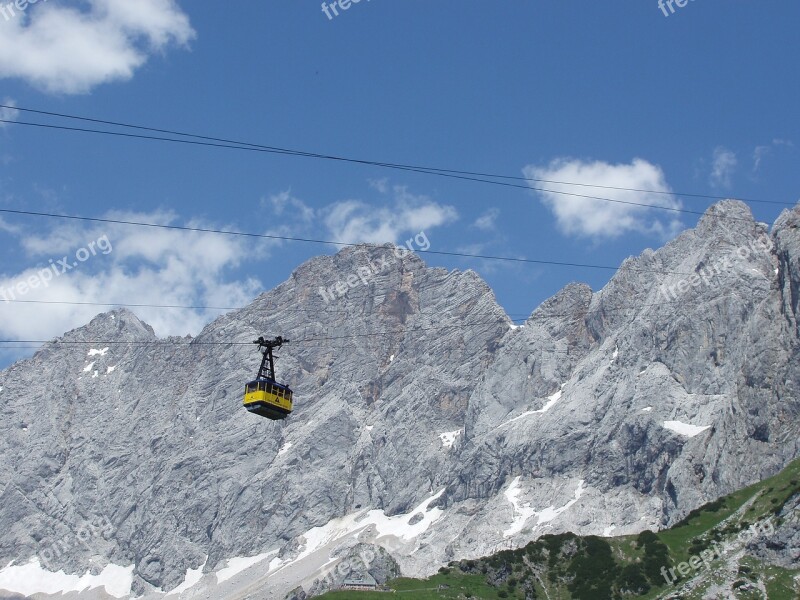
[0,200,798,599]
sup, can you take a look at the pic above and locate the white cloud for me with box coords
[473,208,499,231]
[710,146,737,189]
[523,158,682,240]
[324,185,457,244]
[0,211,261,343]
[0,216,22,235]
[0,99,19,127]
[0,0,195,94]
[753,145,770,172]
[263,190,315,223]
[368,178,390,194]
[753,139,794,173]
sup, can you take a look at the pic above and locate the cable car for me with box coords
[243,336,293,420]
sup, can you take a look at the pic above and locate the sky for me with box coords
[0,0,798,367]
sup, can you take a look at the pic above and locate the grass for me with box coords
[730,557,800,600]
[321,572,501,599]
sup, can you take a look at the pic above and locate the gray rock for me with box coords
[745,496,800,569]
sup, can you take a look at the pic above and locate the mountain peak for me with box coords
[693,199,764,241]
[55,308,156,345]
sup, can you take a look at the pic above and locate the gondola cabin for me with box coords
[243,336,294,420]
[243,379,293,420]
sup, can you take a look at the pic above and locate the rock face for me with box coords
[746,496,800,570]
[0,200,799,598]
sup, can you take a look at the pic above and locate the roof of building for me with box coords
[341,572,377,587]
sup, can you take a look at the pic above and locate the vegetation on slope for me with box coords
[318,458,800,599]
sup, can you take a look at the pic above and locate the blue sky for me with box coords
[0,0,798,365]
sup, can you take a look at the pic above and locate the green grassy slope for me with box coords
[318,458,800,600]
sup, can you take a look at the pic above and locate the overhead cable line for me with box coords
[0,298,348,314]
[0,289,771,349]
[0,288,720,317]
[0,297,538,321]
[0,207,695,276]
[0,293,750,316]
[1,104,792,207]
[0,118,793,224]
[0,318,523,347]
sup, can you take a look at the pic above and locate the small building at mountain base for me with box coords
[340,573,378,591]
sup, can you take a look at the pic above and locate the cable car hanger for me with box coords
[242,336,294,420]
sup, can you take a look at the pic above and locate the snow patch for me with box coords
[612,346,619,360]
[165,557,207,596]
[107,366,116,374]
[389,354,394,362]
[87,348,109,357]
[0,559,133,598]
[216,551,277,584]
[439,430,461,448]
[83,362,95,373]
[92,371,99,379]
[277,442,293,457]
[663,420,711,437]
[536,480,586,525]
[366,425,374,432]
[498,387,565,428]
[641,407,653,413]
[271,489,447,576]
[503,476,537,537]
[603,526,616,536]
[503,410,536,425]
[536,389,562,413]
[235,491,447,583]
[265,554,290,576]
[503,478,586,537]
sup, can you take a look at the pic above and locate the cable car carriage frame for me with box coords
[243,336,294,420]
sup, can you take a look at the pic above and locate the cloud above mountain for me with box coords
[710,147,737,189]
[0,184,458,351]
[0,210,262,344]
[523,158,683,240]
[323,185,458,245]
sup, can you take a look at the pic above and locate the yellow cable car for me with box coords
[243,336,294,420]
